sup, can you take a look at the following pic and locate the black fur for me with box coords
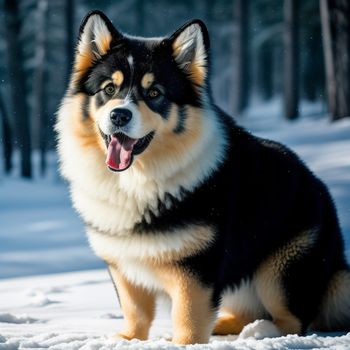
[132,108,348,330]
[173,105,187,133]
[81,95,90,119]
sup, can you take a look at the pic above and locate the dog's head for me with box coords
[70,11,211,173]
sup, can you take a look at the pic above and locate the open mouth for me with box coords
[104,131,154,172]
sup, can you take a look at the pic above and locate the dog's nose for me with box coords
[110,108,132,127]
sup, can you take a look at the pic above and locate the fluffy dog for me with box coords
[56,10,350,344]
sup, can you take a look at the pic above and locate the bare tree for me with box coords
[320,0,350,120]
[65,0,75,85]
[257,43,274,101]
[4,0,32,178]
[283,0,299,120]
[0,90,12,173]
[33,0,49,176]
[233,0,250,116]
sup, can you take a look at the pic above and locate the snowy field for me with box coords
[1,100,350,349]
[1,270,350,349]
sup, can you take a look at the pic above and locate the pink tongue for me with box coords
[106,135,137,171]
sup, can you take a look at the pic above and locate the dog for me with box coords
[56,10,350,344]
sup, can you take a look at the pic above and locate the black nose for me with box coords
[110,108,132,127]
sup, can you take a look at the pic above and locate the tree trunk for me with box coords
[257,43,273,101]
[65,0,75,85]
[320,0,350,120]
[283,0,299,120]
[0,91,13,173]
[33,0,49,176]
[4,0,32,178]
[333,0,350,119]
[233,0,250,115]
[320,0,337,116]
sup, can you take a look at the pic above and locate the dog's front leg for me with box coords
[167,272,216,344]
[109,265,155,341]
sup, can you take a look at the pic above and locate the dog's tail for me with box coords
[312,269,350,332]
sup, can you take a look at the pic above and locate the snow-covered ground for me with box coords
[1,100,350,349]
[1,269,350,349]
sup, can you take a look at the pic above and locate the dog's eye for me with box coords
[104,84,116,96]
[148,88,161,99]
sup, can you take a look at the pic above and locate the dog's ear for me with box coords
[74,10,122,74]
[169,19,210,87]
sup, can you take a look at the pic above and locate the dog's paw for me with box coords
[238,319,282,340]
[110,332,133,341]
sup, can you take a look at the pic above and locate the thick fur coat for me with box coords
[56,11,350,344]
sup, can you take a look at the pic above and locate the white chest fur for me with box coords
[87,225,214,291]
[87,225,214,263]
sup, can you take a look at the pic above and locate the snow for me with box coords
[1,270,349,349]
[0,313,38,324]
[1,99,350,348]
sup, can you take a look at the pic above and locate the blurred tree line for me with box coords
[0,0,349,178]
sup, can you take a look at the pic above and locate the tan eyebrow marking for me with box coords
[141,73,154,89]
[112,70,124,86]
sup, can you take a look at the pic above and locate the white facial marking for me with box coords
[97,100,143,138]
[127,54,133,67]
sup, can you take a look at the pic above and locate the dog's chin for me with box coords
[102,131,154,172]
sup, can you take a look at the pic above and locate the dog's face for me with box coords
[70,11,210,173]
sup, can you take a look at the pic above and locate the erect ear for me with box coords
[169,19,210,87]
[74,10,122,74]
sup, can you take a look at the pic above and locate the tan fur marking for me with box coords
[255,232,316,335]
[96,33,112,56]
[108,261,215,343]
[172,40,206,87]
[135,104,203,171]
[141,73,155,89]
[109,264,155,341]
[72,17,112,85]
[72,52,95,84]
[74,51,95,73]
[112,70,124,86]
[130,101,163,145]
[189,63,205,86]
[213,313,251,335]
[172,42,182,58]
[70,94,104,150]
[154,265,215,344]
